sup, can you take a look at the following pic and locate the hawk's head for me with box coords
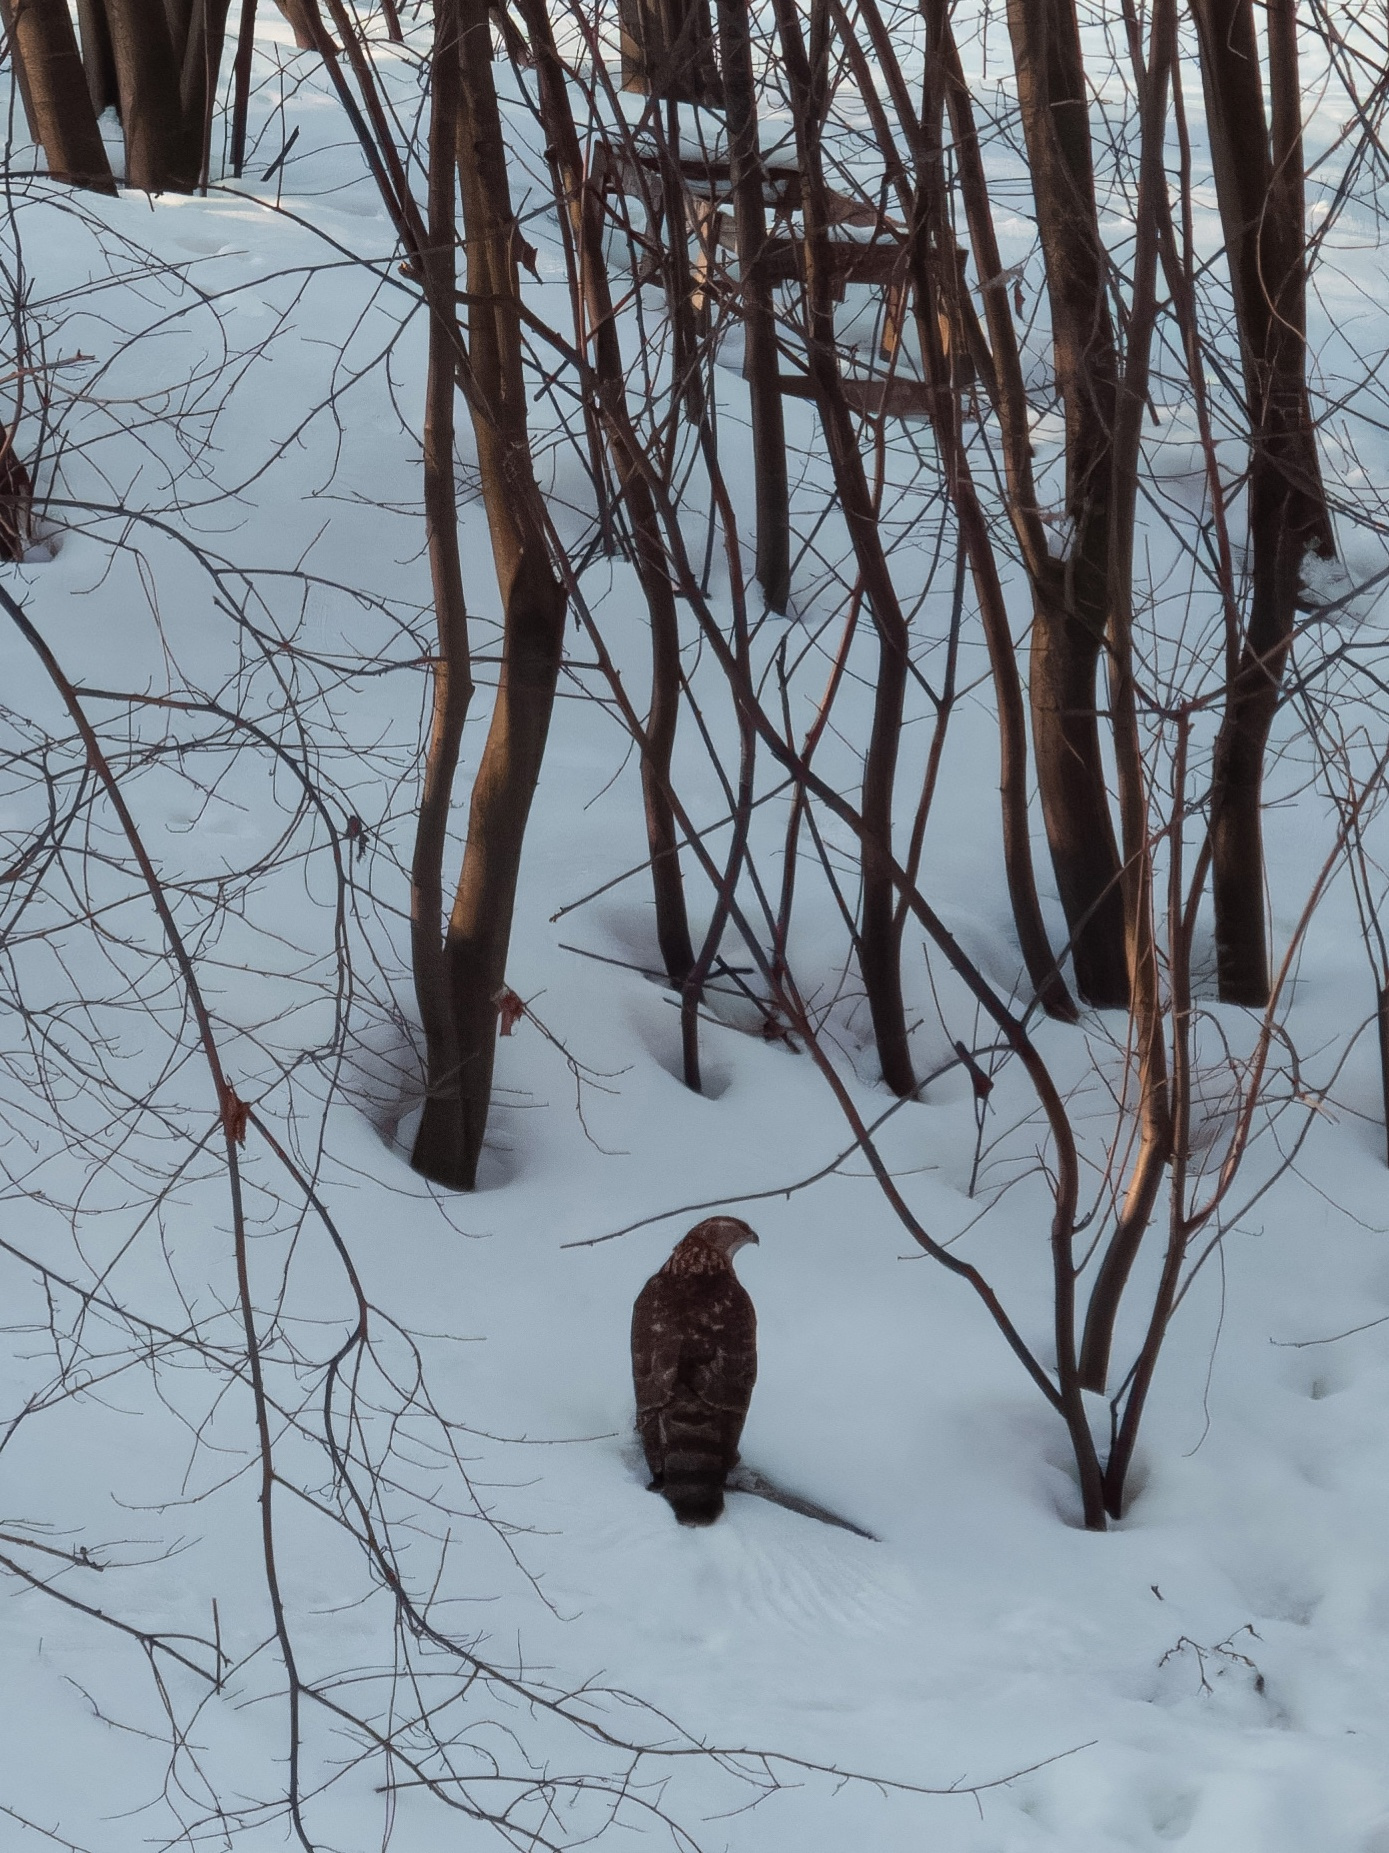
[688,1216,759,1259]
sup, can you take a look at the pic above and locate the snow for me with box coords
[2,8,1389,1852]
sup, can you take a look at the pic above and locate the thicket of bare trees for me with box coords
[5,0,1384,1480]
[319,0,1357,1519]
[4,0,1389,1838]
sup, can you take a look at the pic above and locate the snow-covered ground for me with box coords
[3,10,1389,1852]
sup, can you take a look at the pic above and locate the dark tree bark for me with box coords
[1,0,117,191]
[409,0,475,1190]
[164,0,194,59]
[717,0,790,613]
[2,0,229,197]
[319,0,425,237]
[1004,0,1128,1009]
[517,0,697,986]
[180,0,233,190]
[769,0,915,1097]
[651,120,706,430]
[411,0,567,1188]
[638,468,698,986]
[283,0,564,1188]
[913,2,1127,1009]
[1079,0,1176,1395]
[618,0,717,104]
[878,0,1074,1020]
[830,0,1072,1019]
[229,0,256,174]
[1190,0,1332,1006]
[75,0,119,114]
[104,0,202,188]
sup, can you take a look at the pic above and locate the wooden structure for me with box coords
[596,137,994,417]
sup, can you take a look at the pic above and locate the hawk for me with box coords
[631,1216,759,1526]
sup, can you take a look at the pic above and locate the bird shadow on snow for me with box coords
[619,1434,879,1540]
[726,1463,880,1540]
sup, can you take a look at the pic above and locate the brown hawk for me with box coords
[631,1216,759,1525]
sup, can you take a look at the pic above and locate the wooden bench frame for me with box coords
[594,138,992,418]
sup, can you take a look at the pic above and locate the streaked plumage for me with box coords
[631,1217,759,1525]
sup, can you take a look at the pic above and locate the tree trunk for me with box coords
[164,0,194,59]
[1028,593,1127,1007]
[829,3,1070,1021]
[1079,0,1175,1394]
[274,0,317,45]
[408,0,476,1190]
[877,0,1072,1020]
[1,0,117,191]
[618,0,717,103]
[1191,0,1331,1006]
[638,488,698,987]
[717,0,790,612]
[517,0,697,986]
[229,0,255,174]
[104,0,202,189]
[1006,0,1128,1008]
[411,0,567,1188]
[770,0,915,1096]
[180,0,233,190]
[75,0,119,114]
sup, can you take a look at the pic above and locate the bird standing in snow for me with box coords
[631,1217,759,1525]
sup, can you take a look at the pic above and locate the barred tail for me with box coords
[659,1414,729,1526]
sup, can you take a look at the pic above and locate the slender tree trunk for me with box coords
[409,0,475,1189]
[618,0,717,103]
[927,3,1124,1008]
[284,0,564,1187]
[412,0,567,1187]
[841,0,1073,1017]
[75,0,119,114]
[1,0,117,191]
[1191,0,1331,1006]
[638,480,697,985]
[1079,0,1175,1392]
[889,1,1074,1019]
[717,0,790,612]
[180,0,233,190]
[320,0,426,242]
[1102,714,1191,1515]
[770,0,914,1096]
[681,460,756,1087]
[518,0,696,985]
[652,106,705,428]
[1005,0,1128,1008]
[229,0,256,174]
